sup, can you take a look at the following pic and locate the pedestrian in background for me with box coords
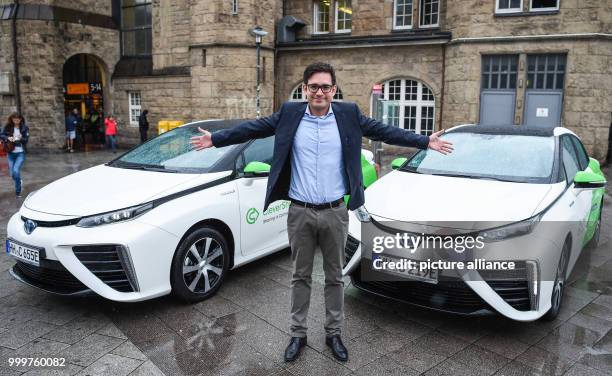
[65,108,80,153]
[104,114,118,153]
[1,112,30,198]
[138,109,149,144]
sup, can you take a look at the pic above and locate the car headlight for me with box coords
[76,202,154,228]
[354,205,371,223]
[479,213,542,242]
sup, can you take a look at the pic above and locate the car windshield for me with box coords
[108,124,235,173]
[401,132,555,183]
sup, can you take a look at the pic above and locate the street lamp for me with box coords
[249,26,268,119]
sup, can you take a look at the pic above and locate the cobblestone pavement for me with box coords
[1,149,611,376]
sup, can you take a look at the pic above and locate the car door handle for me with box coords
[569,201,574,207]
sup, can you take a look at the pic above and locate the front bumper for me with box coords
[6,211,179,302]
[343,225,561,322]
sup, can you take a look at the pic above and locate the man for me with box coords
[138,109,149,143]
[190,62,453,362]
[65,108,80,153]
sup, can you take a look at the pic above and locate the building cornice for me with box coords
[276,32,452,51]
[449,33,612,44]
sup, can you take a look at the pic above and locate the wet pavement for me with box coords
[1,149,612,376]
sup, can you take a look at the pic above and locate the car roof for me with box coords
[447,124,556,137]
[182,119,249,130]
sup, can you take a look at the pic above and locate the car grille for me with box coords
[344,234,360,266]
[352,263,531,314]
[13,260,89,294]
[72,245,138,293]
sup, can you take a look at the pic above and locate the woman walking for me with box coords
[1,113,29,198]
[104,114,118,153]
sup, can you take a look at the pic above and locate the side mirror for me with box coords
[574,171,606,189]
[391,157,407,170]
[588,157,602,175]
[244,161,271,176]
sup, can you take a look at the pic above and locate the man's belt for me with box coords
[290,198,344,210]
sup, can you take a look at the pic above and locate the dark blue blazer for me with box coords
[211,101,430,211]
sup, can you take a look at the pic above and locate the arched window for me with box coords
[289,84,344,101]
[375,78,435,136]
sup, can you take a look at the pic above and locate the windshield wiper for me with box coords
[431,173,515,182]
[112,162,178,173]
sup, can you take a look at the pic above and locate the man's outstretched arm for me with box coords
[190,105,283,150]
[356,104,453,154]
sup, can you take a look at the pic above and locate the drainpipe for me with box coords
[439,43,445,131]
[11,0,22,113]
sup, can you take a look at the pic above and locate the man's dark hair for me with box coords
[303,62,336,85]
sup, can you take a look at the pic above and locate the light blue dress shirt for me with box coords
[288,104,348,204]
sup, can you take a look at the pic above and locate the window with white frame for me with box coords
[290,84,344,101]
[420,0,439,27]
[314,0,331,33]
[377,79,435,135]
[394,0,413,29]
[530,0,558,11]
[128,91,142,126]
[232,0,238,14]
[335,0,352,32]
[496,0,522,13]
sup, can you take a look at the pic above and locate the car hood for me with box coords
[24,164,232,216]
[364,171,553,230]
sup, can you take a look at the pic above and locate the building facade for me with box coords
[0,0,610,159]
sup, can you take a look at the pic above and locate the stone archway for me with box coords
[62,54,110,148]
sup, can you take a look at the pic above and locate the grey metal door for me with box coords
[523,54,566,128]
[524,91,563,128]
[479,55,518,126]
[480,90,516,126]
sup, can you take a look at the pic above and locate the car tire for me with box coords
[587,199,603,250]
[171,227,230,302]
[541,238,571,321]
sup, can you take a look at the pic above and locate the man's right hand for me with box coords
[189,127,213,151]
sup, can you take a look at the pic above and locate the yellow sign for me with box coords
[67,83,89,95]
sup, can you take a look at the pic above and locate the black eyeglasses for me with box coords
[306,84,334,93]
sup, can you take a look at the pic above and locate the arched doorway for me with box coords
[62,54,108,149]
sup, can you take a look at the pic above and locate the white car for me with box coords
[6,120,377,302]
[343,125,606,321]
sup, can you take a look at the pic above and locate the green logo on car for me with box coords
[246,208,259,224]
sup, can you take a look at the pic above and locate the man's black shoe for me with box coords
[284,336,307,362]
[325,335,348,362]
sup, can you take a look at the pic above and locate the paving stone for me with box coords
[496,360,549,376]
[18,338,70,356]
[75,354,142,376]
[423,359,490,376]
[568,312,612,337]
[43,314,110,345]
[514,346,574,375]
[565,362,611,376]
[59,334,125,367]
[578,352,612,375]
[353,355,420,376]
[0,320,58,349]
[320,337,382,372]
[95,324,127,340]
[535,334,591,362]
[580,303,612,322]
[353,328,410,355]
[128,360,165,376]
[549,321,603,347]
[20,363,83,376]
[387,342,447,373]
[450,344,511,375]
[285,347,351,376]
[193,294,243,319]
[109,315,174,345]
[411,331,470,357]
[110,341,146,361]
[475,334,531,359]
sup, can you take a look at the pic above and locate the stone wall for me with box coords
[284,0,447,39]
[445,0,611,38]
[443,39,612,160]
[153,0,191,70]
[276,44,445,128]
[112,74,192,145]
[0,21,16,118]
[4,19,119,149]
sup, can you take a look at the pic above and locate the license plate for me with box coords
[379,255,439,284]
[6,239,41,267]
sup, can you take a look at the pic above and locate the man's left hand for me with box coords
[427,130,453,155]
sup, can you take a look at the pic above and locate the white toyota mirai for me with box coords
[5,119,377,302]
[343,125,606,321]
